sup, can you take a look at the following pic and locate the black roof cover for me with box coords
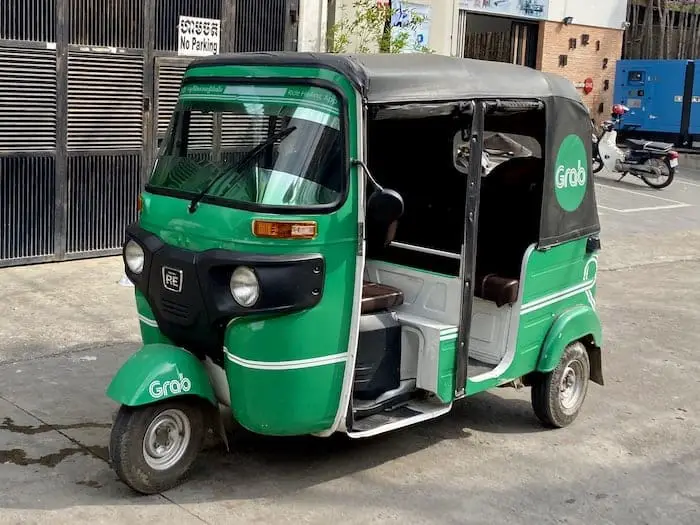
[188,52,583,105]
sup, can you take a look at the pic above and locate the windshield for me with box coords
[148,83,345,210]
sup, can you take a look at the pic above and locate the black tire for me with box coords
[109,399,206,495]
[592,155,604,174]
[641,158,675,189]
[531,342,590,428]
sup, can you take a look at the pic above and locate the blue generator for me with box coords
[614,59,700,147]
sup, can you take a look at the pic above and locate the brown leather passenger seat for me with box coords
[361,281,404,315]
[474,274,519,308]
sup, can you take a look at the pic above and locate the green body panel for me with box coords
[135,289,172,345]
[437,337,458,403]
[106,344,217,407]
[537,304,602,372]
[128,66,360,435]
[466,238,600,396]
[224,319,346,434]
[223,363,345,436]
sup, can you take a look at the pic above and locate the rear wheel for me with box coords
[109,399,206,494]
[641,157,675,189]
[531,342,590,428]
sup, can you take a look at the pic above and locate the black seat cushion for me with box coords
[474,274,519,307]
[361,281,404,314]
[625,138,672,152]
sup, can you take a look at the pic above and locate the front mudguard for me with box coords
[537,305,604,385]
[106,343,217,407]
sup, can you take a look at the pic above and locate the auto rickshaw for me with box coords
[107,52,604,494]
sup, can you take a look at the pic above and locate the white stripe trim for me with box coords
[522,280,593,310]
[520,280,596,315]
[224,347,347,370]
[138,315,158,327]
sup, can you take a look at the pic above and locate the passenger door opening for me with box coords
[348,102,547,434]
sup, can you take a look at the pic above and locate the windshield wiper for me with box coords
[188,125,297,213]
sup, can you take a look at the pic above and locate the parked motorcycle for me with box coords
[592,104,679,189]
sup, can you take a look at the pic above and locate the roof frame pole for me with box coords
[454,100,485,399]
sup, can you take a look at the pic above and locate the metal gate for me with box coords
[456,10,538,69]
[0,0,298,268]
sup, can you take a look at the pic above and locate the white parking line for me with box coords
[676,178,700,188]
[595,182,686,205]
[598,203,692,213]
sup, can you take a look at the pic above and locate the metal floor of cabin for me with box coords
[468,357,497,378]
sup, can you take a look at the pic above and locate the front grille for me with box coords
[161,298,190,320]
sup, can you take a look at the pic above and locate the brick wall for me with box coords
[537,21,623,124]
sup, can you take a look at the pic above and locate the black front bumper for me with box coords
[124,224,326,362]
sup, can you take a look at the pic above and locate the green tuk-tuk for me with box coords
[107,52,604,494]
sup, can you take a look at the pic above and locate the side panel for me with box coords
[106,343,217,407]
[539,95,600,248]
[223,320,346,435]
[221,244,355,435]
[467,237,599,394]
[642,61,687,134]
[615,59,689,135]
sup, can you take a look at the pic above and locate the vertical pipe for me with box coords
[680,60,695,147]
[54,0,68,259]
[454,101,484,399]
[143,0,155,187]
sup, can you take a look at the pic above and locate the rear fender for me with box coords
[106,343,217,407]
[537,305,604,385]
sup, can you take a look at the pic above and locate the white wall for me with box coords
[331,0,459,56]
[298,0,329,52]
[546,0,627,30]
[459,0,627,30]
[401,0,458,56]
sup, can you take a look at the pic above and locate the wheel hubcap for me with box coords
[559,360,585,413]
[143,408,191,471]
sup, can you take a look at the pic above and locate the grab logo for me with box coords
[554,135,588,212]
[148,373,192,399]
[556,160,586,189]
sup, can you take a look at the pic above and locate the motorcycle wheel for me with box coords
[592,155,604,174]
[641,158,675,189]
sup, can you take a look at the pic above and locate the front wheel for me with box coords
[592,154,604,174]
[109,399,206,494]
[531,342,590,428]
[641,158,675,189]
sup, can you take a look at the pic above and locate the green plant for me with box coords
[328,0,432,54]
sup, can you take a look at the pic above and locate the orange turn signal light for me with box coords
[252,220,318,240]
[137,194,143,214]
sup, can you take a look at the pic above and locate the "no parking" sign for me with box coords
[177,15,221,56]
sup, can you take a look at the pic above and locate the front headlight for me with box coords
[124,240,145,274]
[230,266,260,307]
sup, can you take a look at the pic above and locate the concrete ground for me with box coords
[1,169,699,524]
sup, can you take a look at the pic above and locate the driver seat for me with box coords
[362,188,405,315]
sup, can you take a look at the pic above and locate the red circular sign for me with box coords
[583,77,594,94]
